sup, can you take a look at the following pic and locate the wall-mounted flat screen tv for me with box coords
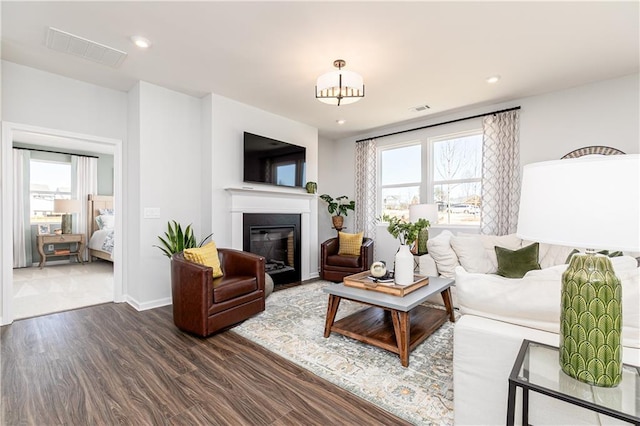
[243,132,306,188]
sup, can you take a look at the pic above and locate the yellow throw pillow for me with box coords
[183,242,224,278]
[338,231,364,256]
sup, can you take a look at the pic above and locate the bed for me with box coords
[87,194,114,262]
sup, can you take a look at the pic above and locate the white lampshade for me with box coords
[409,203,439,224]
[517,154,639,251]
[53,199,81,214]
[315,59,364,106]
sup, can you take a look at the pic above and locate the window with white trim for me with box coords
[30,159,71,223]
[378,129,482,226]
[431,132,482,225]
[379,143,422,221]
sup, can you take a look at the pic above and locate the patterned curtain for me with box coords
[72,156,98,260]
[481,110,521,235]
[13,149,32,268]
[354,139,377,244]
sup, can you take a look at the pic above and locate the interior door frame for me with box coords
[1,121,124,325]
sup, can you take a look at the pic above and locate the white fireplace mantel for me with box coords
[226,187,316,280]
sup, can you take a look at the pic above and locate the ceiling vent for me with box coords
[46,27,127,68]
[410,104,431,112]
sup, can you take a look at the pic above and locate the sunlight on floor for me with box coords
[12,261,114,320]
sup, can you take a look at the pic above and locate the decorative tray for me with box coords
[343,271,429,296]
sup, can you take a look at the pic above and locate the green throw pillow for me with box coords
[495,243,541,278]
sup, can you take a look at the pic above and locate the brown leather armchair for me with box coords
[320,237,374,282]
[171,249,265,337]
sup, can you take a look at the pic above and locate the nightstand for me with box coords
[36,233,85,269]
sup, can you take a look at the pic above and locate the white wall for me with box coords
[126,81,203,308]
[1,61,127,139]
[207,94,319,276]
[322,73,640,267]
[1,61,127,323]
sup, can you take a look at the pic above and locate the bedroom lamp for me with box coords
[53,199,81,234]
[409,204,439,255]
[517,154,639,387]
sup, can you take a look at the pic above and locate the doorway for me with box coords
[1,122,124,325]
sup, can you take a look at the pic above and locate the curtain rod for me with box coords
[13,146,99,159]
[356,106,521,143]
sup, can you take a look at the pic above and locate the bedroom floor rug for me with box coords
[232,281,456,425]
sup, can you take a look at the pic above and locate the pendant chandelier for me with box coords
[315,59,365,106]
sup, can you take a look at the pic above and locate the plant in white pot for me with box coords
[319,194,355,230]
[378,214,421,285]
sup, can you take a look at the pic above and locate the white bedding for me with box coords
[89,229,114,259]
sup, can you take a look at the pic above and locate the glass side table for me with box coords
[507,340,640,425]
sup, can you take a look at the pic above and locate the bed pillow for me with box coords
[95,214,115,230]
[338,231,363,256]
[495,242,541,278]
[183,242,223,278]
[99,208,114,215]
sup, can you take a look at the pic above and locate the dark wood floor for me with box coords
[1,298,410,425]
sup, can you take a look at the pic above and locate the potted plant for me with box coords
[154,220,213,258]
[377,214,431,284]
[378,214,420,246]
[319,194,355,230]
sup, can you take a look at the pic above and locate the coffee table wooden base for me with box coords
[323,294,451,367]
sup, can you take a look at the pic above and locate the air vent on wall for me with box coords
[46,27,127,68]
[410,104,431,112]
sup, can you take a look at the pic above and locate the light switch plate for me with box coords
[143,207,161,219]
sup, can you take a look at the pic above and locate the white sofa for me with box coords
[418,231,640,425]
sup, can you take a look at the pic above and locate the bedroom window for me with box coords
[30,159,72,223]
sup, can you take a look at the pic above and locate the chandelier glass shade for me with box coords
[315,59,364,106]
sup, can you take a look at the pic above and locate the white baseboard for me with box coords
[126,295,171,311]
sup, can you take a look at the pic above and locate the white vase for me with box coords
[394,245,414,285]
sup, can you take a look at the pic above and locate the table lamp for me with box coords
[409,204,439,255]
[53,199,81,234]
[517,154,639,387]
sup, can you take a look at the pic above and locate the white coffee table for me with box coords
[322,275,455,367]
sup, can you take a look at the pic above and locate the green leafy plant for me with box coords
[154,220,213,258]
[319,194,355,217]
[378,214,430,246]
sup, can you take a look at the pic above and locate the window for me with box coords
[30,159,71,223]
[431,132,482,225]
[379,144,422,220]
[378,130,482,226]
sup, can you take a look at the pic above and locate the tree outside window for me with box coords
[432,133,482,225]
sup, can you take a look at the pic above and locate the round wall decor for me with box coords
[561,145,625,159]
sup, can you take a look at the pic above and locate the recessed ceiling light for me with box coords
[336,119,346,125]
[486,75,501,84]
[131,35,151,49]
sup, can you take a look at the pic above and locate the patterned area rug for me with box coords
[233,281,455,425]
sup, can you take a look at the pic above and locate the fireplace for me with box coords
[243,213,301,284]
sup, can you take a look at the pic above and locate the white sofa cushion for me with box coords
[525,240,576,269]
[450,235,493,274]
[456,255,640,348]
[425,230,458,278]
[459,232,523,271]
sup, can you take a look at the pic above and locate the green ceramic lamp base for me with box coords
[559,252,622,387]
